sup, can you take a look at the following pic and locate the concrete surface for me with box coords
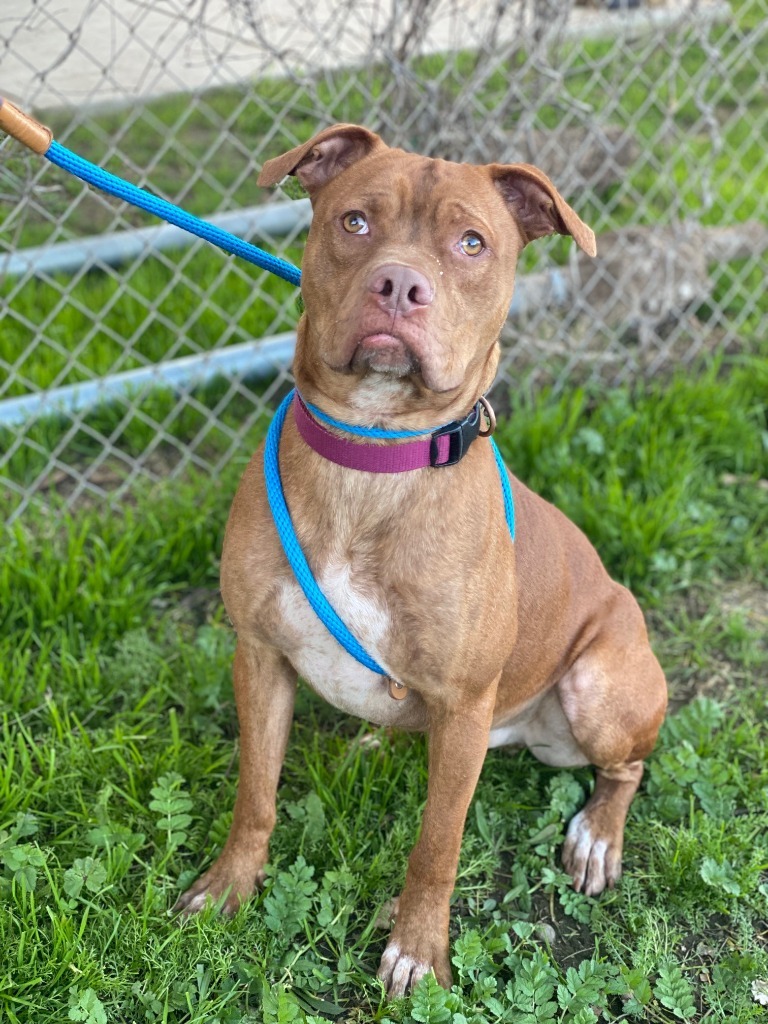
[0,0,729,110]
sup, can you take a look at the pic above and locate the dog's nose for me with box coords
[368,264,434,315]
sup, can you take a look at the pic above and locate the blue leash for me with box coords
[0,95,300,283]
[264,390,387,675]
[44,140,302,287]
[265,389,515,677]
[491,437,516,543]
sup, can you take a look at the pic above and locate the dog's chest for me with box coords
[275,560,412,727]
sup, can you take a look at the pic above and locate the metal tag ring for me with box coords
[477,395,496,438]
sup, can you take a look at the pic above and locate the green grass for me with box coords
[1,360,766,1023]
[0,243,303,398]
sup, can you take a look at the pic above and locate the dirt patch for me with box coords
[653,582,768,712]
[718,581,768,628]
[169,585,222,626]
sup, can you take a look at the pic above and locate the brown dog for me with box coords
[175,124,667,997]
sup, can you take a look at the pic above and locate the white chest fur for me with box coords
[276,560,408,726]
[276,561,588,766]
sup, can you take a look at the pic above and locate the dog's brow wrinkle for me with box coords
[357,191,390,214]
[418,160,441,193]
[410,163,444,239]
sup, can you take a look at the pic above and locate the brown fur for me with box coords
[175,126,666,997]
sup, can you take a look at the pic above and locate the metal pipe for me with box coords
[0,331,297,427]
[2,198,312,278]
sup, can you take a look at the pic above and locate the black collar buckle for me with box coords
[429,402,482,467]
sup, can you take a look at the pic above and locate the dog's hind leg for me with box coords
[562,760,645,896]
[559,601,667,896]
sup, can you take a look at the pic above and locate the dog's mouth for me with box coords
[321,327,463,395]
[350,333,420,378]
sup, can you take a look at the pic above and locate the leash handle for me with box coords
[0,96,53,154]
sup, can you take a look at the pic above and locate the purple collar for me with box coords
[293,392,495,472]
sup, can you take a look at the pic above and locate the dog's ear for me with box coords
[489,163,597,257]
[258,124,385,193]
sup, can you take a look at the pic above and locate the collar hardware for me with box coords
[428,404,482,467]
[478,395,497,437]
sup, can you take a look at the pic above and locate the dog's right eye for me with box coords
[459,232,485,256]
[342,211,369,234]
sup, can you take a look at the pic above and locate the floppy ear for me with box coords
[258,124,385,193]
[489,163,597,257]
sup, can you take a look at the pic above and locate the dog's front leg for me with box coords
[174,639,297,916]
[378,678,499,997]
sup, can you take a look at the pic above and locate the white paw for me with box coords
[378,941,431,997]
[562,810,621,896]
[180,892,210,915]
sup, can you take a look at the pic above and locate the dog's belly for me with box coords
[276,568,417,728]
[488,687,589,767]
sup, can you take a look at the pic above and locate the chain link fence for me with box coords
[1,0,766,521]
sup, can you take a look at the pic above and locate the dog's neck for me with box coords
[292,319,500,434]
[293,390,487,472]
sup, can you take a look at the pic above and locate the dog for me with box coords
[174,124,667,997]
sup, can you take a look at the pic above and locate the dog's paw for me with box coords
[377,937,451,998]
[562,808,622,897]
[172,857,265,918]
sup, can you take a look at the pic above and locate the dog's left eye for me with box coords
[342,211,369,234]
[459,232,484,256]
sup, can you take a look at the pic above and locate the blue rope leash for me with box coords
[265,390,515,676]
[491,437,516,542]
[265,389,389,676]
[45,140,302,287]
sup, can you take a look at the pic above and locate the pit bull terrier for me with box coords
[174,124,668,997]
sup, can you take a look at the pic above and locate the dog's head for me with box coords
[260,125,595,422]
